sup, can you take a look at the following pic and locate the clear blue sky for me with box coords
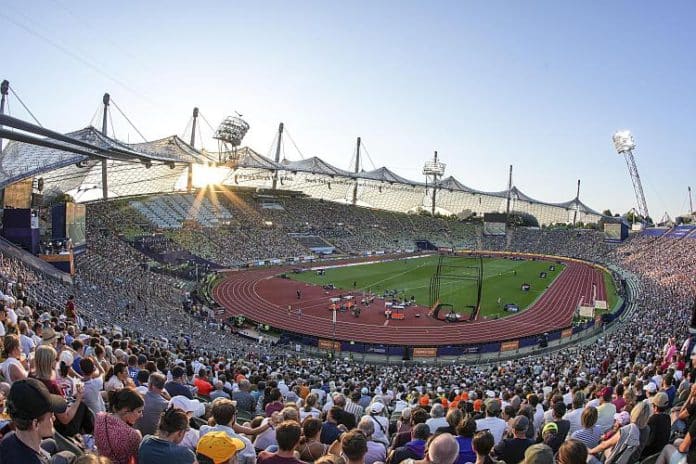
[2,1,695,219]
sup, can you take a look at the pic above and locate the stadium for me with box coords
[0,83,694,464]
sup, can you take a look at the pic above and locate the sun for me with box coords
[191,164,228,188]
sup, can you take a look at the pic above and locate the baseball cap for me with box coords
[651,392,669,408]
[7,378,67,420]
[361,387,369,395]
[370,402,385,414]
[59,350,74,367]
[643,383,657,393]
[169,395,205,418]
[512,415,530,431]
[197,431,245,464]
[542,422,558,434]
[599,386,613,399]
[523,444,554,464]
[614,411,630,426]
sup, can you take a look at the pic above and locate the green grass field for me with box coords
[289,256,566,318]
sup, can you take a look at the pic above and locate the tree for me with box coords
[602,209,613,217]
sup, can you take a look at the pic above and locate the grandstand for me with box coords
[1,87,695,464]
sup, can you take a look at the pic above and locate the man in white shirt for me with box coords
[563,391,586,435]
[199,399,257,464]
[595,387,616,433]
[476,399,508,445]
[425,404,449,433]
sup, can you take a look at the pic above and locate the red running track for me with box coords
[213,258,607,346]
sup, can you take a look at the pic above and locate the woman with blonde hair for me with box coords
[0,334,27,383]
[32,344,92,437]
[300,393,321,421]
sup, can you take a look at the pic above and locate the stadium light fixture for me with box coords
[612,130,636,154]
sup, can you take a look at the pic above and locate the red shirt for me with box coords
[194,377,213,396]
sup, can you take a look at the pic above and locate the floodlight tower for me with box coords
[214,115,250,164]
[423,151,446,215]
[612,130,650,222]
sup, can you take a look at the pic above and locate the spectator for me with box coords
[473,431,505,464]
[199,398,257,464]
[357,416,387,464]
[168,395,205,451]
[165,366,193,399]
[570,406,603,449]
[321,407,345,445]
[425,403,447,434]
[136,372,169,436]
[539,401,569,453]
[233,379,256,417]
[476,399,507,445]
[211,381,231,401]
[299,416,329,463]
[595,387,617,433]
[493,415,534,464]
[520,444,553,464]
[0,378,71,463]
[79,356,107,415]
[258,420,304,464]
[556,440,588,464]
[364,402,389,448]
[94,387,144,464]
[138,406,196,462]
[641,392,671,458]
[388,422,429,464]
[563,391,586,435]
[589,400,651,463]
[196,431,245,464]
[453,414,477,464]
[0,334,28,383]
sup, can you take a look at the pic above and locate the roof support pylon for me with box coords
[100,93,110,200]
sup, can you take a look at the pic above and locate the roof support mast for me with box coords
[272,122,284,190]
[100,93,110,201]
[431,151,438,215]
[351,137,361,206]
[505,165,513,218]
[689,186,694,217]
[573,179,581,226]
[187,107,198,192]
[0,80,8,153]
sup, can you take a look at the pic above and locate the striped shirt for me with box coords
[571,425,603,449]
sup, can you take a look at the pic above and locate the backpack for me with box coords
[605,424,650,464]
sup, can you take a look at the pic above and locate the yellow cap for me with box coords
[197,432,245,464]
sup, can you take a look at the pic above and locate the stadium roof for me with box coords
[357,167,417,185]
[284,156,353,177]
[130,135,217,164]
[0,116,607,222]
[230,147,281,170]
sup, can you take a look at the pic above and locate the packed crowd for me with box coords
[0,195,693,464]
